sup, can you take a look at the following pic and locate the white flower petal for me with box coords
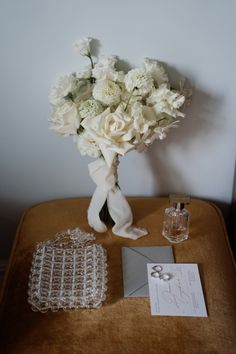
[49,74,77,105]
[92,55,124,82]
[144,58,169,86]
[93,79,121,106]
[124,68,154,96]
[49,101,80,135]
[147,84,185,118]
[77,131,101,158]
[74,37,92,56]
[79,99,104,119]
[81,106,134,166]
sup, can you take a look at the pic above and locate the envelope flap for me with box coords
[122,246,174,297]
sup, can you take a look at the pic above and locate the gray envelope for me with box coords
[122,246,174,297]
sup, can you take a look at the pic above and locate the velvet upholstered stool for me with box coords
[0,198,236,354]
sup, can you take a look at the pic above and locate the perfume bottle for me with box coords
[162,195,190,243]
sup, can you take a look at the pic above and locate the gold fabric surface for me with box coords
[0,197,235,354]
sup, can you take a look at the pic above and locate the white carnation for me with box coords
[147,84,185,118]
[92,56,124,82]
[77,65,92,79]
[77,131,101,158]
[74,37,91,56]
[144,58,169,86]
[49,101,80,135]
[93,79,121,106]
[78,99,104,119]
[49,74,77,105]
[124,68,154,96]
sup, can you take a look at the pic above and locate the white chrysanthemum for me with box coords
[147,84,185,118]
[49,101,80,135]
[144,58,169,86]
[124,68,154,96]
[77,131,101,158]
[92,56,124,82]
[78,99,104,119]
[49,74,77,105]
[93,79,121,106]
[74,37,91,56]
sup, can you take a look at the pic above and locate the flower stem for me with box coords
[87,54,96,84]
[124,87,137,112]
[87,54,94,69]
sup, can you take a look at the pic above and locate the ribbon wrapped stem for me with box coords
[87,156,148,240]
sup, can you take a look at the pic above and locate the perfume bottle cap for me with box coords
[169,194,190,210]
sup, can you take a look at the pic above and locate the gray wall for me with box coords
[1,0,236,260]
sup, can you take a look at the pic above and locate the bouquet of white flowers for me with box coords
[49,38,189,240]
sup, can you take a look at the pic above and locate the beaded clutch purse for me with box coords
[28,228,107,312]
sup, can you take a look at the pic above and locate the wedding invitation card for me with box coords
[147,263,208,317]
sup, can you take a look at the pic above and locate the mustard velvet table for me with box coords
[0,198,236,354]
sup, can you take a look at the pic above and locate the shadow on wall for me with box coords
[146,85,231,220]
[148,86,223,189]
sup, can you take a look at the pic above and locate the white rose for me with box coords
[49,74,77,105]
[93,79,121,106]
[124,68,154,96]
[81,107,134,166]
[77,131,101,158]
[74,37,91,56]
[144,58,169,87]
[78,99,104,119]
[49,101,80,135]
[92,56,124,82]
[147,84,185,118]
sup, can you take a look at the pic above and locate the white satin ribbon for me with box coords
[87,158,148,240]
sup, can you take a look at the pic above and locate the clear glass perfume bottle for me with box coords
[162,195,190,243]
